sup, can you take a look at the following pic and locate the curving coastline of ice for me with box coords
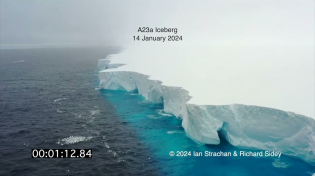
[98,57,315,165]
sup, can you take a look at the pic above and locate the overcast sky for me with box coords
[0,0,184,45]
[0,0,124,45]
[1,0,314,46]
[1,0,314,117]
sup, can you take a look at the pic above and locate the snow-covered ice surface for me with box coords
[98,43,315,165]
[99,43,314,118]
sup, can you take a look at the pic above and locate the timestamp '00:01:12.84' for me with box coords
[32,149,92,158]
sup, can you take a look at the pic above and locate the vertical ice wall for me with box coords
[98,58,315,166]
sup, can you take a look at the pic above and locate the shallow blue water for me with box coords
[101,89,315,176]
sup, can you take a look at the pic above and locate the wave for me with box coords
[156,109,173,117]
[54,98,67,103]
[57,136,93,145]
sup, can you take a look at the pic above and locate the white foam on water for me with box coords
[167,131,184,134]
[157,109,173,117]
[84,110,101,124]
[147,115,162,119]
[56,109,64,113]
[104,142,110,148]
[118,158,125,163]
[57,136,93,145]
[108,150,118,157]
[54,98,67,103]
[90,110,101,117]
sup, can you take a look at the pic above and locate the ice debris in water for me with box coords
[57,136,93,145]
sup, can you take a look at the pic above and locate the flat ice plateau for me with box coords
[98,43,315,165]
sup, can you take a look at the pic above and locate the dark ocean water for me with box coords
[0,47,159,176]
[0,47,314,176]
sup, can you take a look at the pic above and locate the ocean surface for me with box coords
[0,47,158,176]
[0,47,314,176]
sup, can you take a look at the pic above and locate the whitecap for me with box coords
[54,98,67,103]
[85,110,101,123]
[57,136,93,145]
[104,142,110,148]
[56,109,64,113]
[118,158,125,163]
[108,150,118,157]
[90,110,101,117]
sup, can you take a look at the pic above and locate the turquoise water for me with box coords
[101,89,315,176]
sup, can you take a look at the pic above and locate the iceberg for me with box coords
[98,58,126,71]
[98,60,315,166]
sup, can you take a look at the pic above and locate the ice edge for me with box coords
[98,56,315,166]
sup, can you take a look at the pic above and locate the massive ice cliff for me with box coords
[98,58,315,166]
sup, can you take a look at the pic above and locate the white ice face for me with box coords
[98,59,126,71]
[98,43,314,119]
[98,59,315,165]
[96,0,314,166]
